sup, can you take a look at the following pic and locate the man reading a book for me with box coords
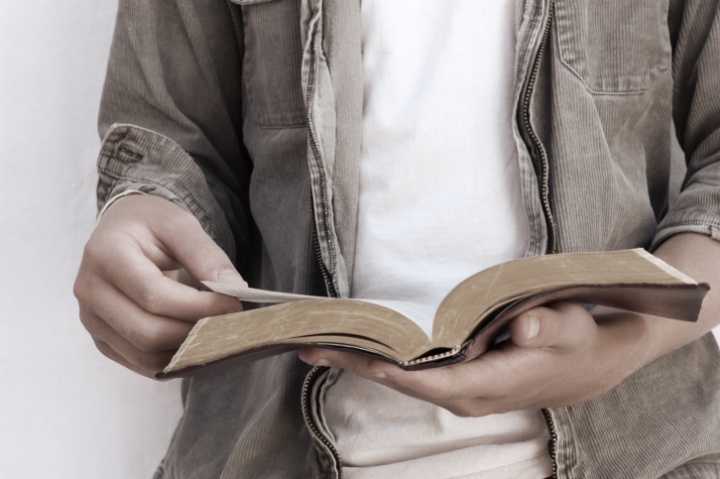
[75,1,720,477]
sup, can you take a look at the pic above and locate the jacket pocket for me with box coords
[235,0,307,128]
[554,0,671,94]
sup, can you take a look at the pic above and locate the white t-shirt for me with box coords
[322,1,552,478]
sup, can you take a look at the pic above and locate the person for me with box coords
[74,0,720,477]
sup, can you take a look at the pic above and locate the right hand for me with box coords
[74,194,246,378]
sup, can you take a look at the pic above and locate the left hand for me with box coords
[299,302,655,417]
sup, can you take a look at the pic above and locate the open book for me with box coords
[159,249,709,378]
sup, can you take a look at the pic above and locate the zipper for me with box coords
[302,7,343,477]
[520,1,559,476]
[312,212,339,298]
[542,408,559,479]
[305,9,340,297]
[520,0,558,256]
[302,366,344,478]
[303,205,342,476]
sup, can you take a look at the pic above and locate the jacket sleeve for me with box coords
[96,0,251,264]
[653,0,720,249]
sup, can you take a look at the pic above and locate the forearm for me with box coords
[651,233,720,347]
[597,233,720,371]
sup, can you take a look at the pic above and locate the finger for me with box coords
[83,222,244,321]
[299,348,393,376]
[82,307,176,377]
[299,346,568,415]
[99,246,244,321]
[509,303,597,350]
[93,338,173,379]
[94,194,247,315]
[93,338,153,378]
[299,348,530,417]
[298,347,479,404]
[79,282,194,353]
[440,398,498,418]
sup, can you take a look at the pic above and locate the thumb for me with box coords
[151,206,247,288]
[172,267,247,289]
[508,303,596,350]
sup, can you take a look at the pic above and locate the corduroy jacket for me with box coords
[96,0,720,477]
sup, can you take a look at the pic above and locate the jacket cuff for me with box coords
[650,223,720,252]
[97,124,236,261]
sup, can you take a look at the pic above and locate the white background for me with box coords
[0,2,718,479]
[0,2,182,478]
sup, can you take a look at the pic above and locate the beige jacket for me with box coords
[96,0,720,477]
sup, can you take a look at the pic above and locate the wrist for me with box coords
[97,189,146,223]
[592,308,660,381]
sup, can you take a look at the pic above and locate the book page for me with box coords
[358,299,436,338]
[165,298,438,374]
[434,248,705,345]
[204,281,438,338]
[203,281,319,303]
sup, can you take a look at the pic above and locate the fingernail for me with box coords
[314,359,331,367]
[217,270,248,287]
[526,314,540,340]
[373,371,387,380]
